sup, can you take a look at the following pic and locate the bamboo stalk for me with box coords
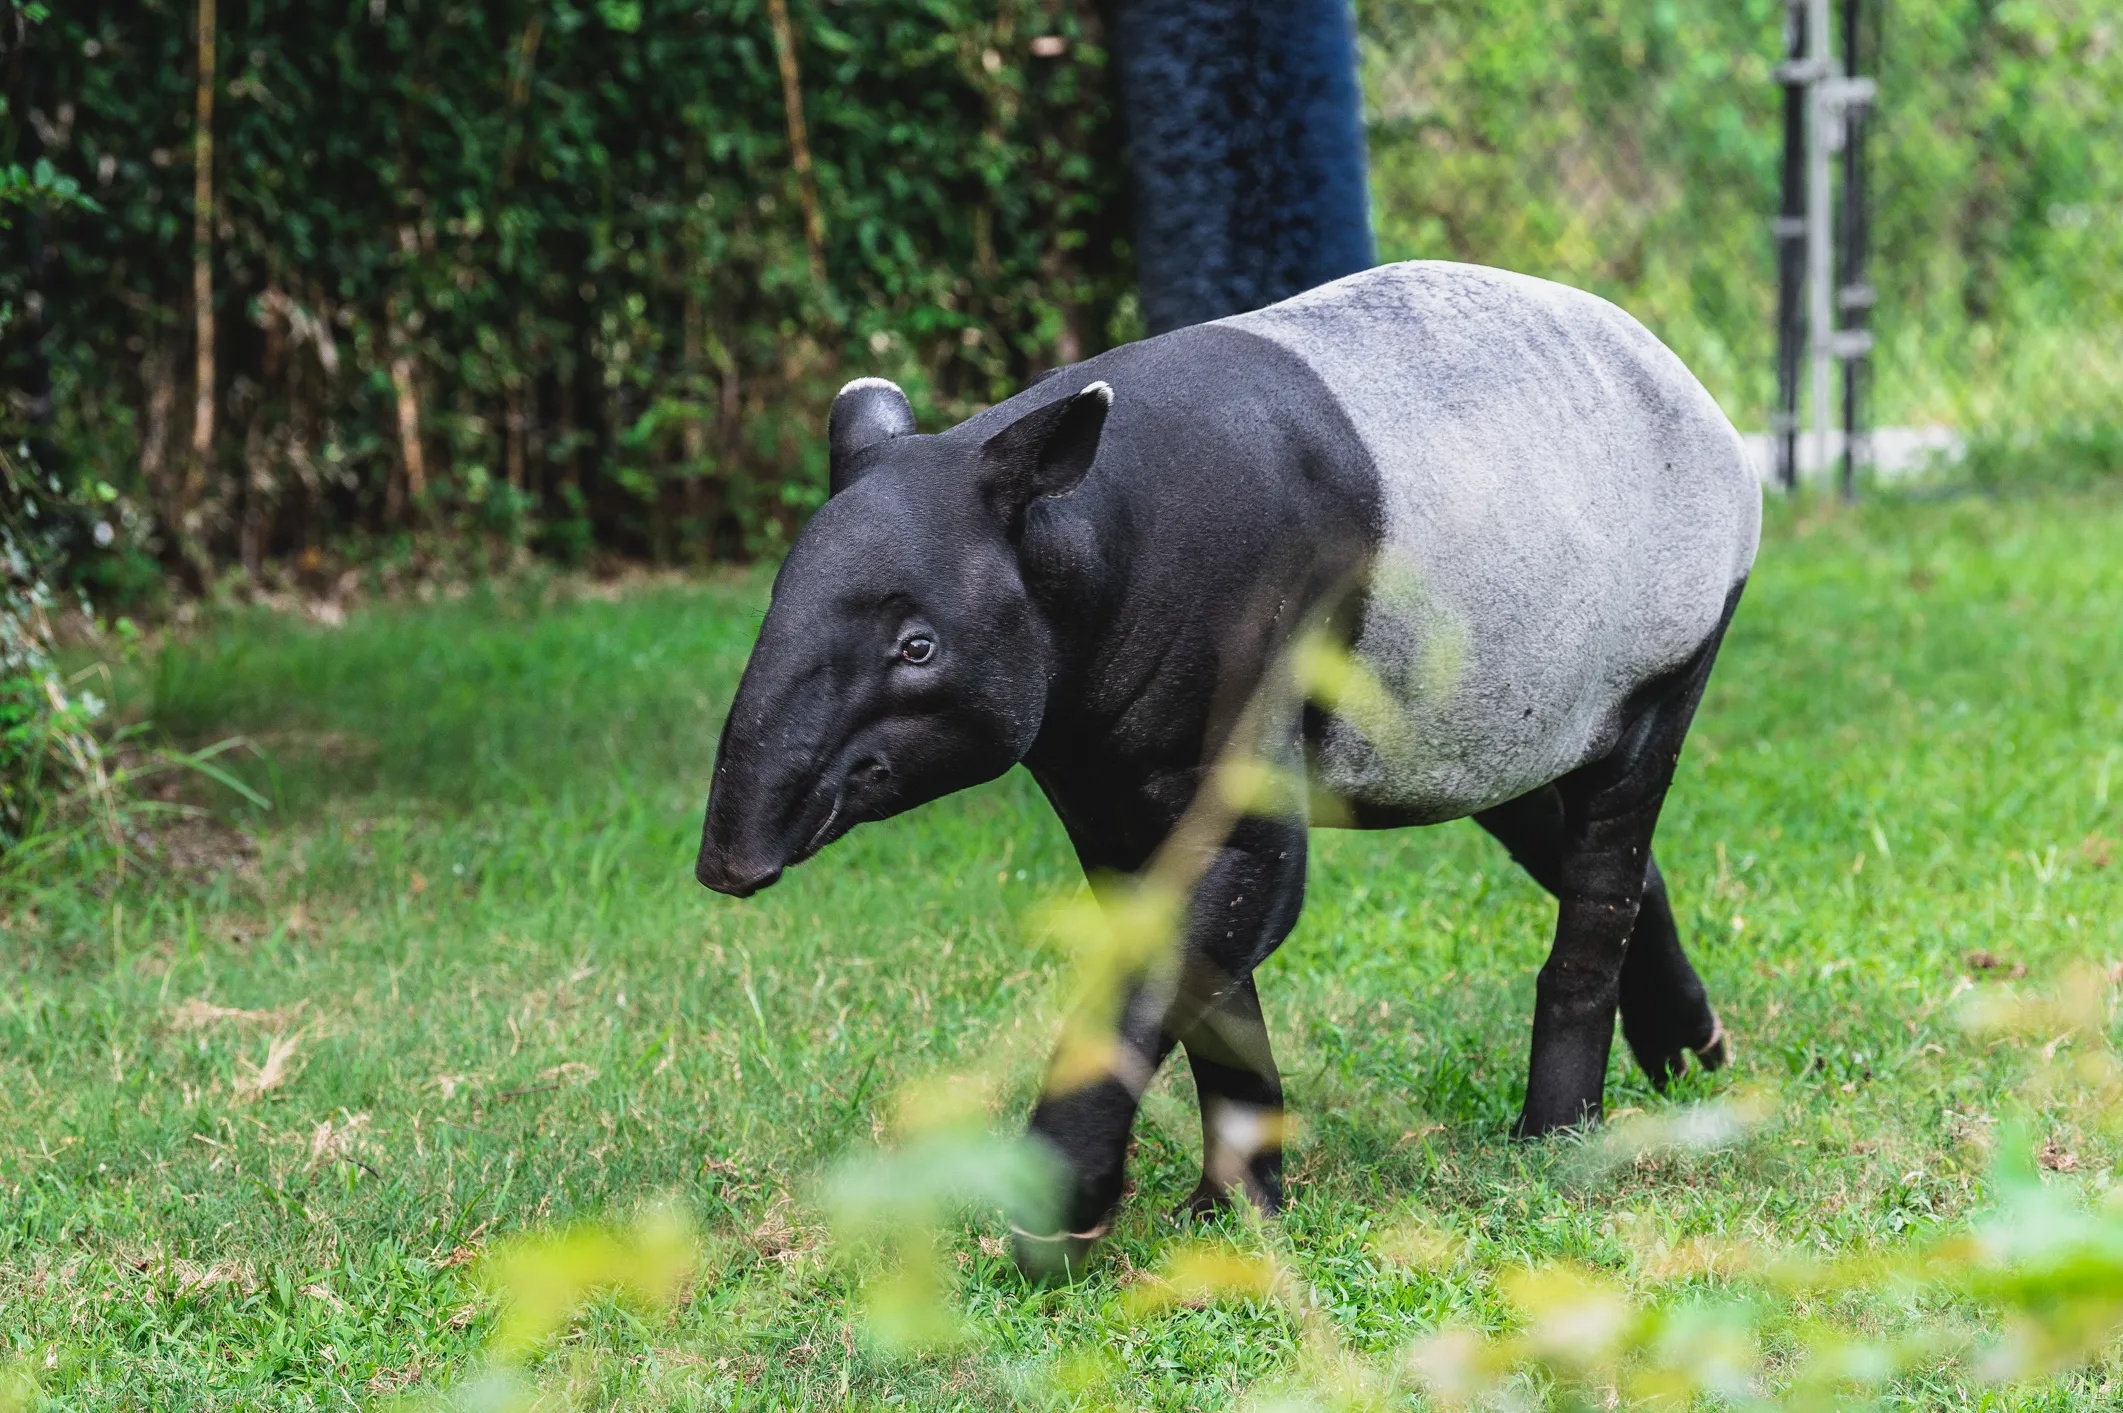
[506,382,527,492]
[389,352,427,505]
[140,345,177,517]
[389,226,427,517]
[765,0,827,288]
[509,15,543,109]
[496,16,543,193]
[239,291,287,572]
[682,292,707,466]
[190,0,216,500]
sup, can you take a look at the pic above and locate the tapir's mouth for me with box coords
[698,781,844,897]
[698,757,888,897]
[790,756,892,866]
[789,791,845,866]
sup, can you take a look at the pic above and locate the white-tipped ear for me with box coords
[980,380,1114,537]
[829,378,916,494]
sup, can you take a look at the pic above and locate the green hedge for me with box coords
[4,0,1131,581]
[4,0,107,852]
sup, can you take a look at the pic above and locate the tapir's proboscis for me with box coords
[695,262,1762,1278]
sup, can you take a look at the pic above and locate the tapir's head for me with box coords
[695,374,1112,896]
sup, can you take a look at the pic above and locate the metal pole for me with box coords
[1806,0,1834,486]
[1836,0,1876,501]
[1773,0,1809,491]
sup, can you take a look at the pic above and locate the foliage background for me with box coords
[4,0,2120,593]
[1359,0,2123,435]
[2,0,1133,589]
[3,0,111,855]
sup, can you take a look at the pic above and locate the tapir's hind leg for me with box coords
[1476,789,1725,1087]
[1500,587,1740,1137]
[1174,975,1285,1218]
[1620,860,1729,1081]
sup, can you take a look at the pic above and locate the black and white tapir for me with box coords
[696,261,1761,1274]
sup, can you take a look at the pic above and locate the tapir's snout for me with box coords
[695,642,847,900]
[694,761,809,898]
[694,757,855,897]
[693,845,783,898]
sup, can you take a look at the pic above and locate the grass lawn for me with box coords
[4,489,2121,1410]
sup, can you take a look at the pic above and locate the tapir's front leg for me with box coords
[1014,815,1307,1278]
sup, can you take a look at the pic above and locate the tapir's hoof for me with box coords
[1007,1221,1108,1284]
[1173,1172,1283,1223]
[1692,1013,1732,1071]
[1629,1011,1734,1091]
[1174,1180,1231,1222]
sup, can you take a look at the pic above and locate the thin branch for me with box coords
[190,0,216,492]
[765,0,827,289]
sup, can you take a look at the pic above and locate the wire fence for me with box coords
[1360,0,2123,491]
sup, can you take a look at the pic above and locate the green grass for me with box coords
[4,491,2122,1410]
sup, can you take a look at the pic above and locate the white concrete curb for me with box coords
[1740,425,1965,484]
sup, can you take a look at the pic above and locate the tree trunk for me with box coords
[682,292,708,469]
[388,349,426,517]
[140,345,178,523]
[387,226,426,522]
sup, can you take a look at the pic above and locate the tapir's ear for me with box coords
[828,377,916,495]
[980,381,1112,536]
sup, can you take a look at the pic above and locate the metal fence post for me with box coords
[1807,0,1835,490]
[1834,0,1878,501]
[1774,0,1875,494]
[1773,0,1811,491]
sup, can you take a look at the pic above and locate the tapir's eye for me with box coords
[899,635,937,665]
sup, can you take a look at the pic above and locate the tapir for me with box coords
[695,261,1762,1274]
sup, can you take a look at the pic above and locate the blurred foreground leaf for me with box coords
[479,1204,699,1364]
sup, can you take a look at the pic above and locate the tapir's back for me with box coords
[1221,261,1761,820]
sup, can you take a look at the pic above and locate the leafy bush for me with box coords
[2,1,113,860]
[0,456,109,856]
[3,0,1131,578]
[1962,421,2123,495]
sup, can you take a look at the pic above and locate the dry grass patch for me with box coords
[168,996,308,1032]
